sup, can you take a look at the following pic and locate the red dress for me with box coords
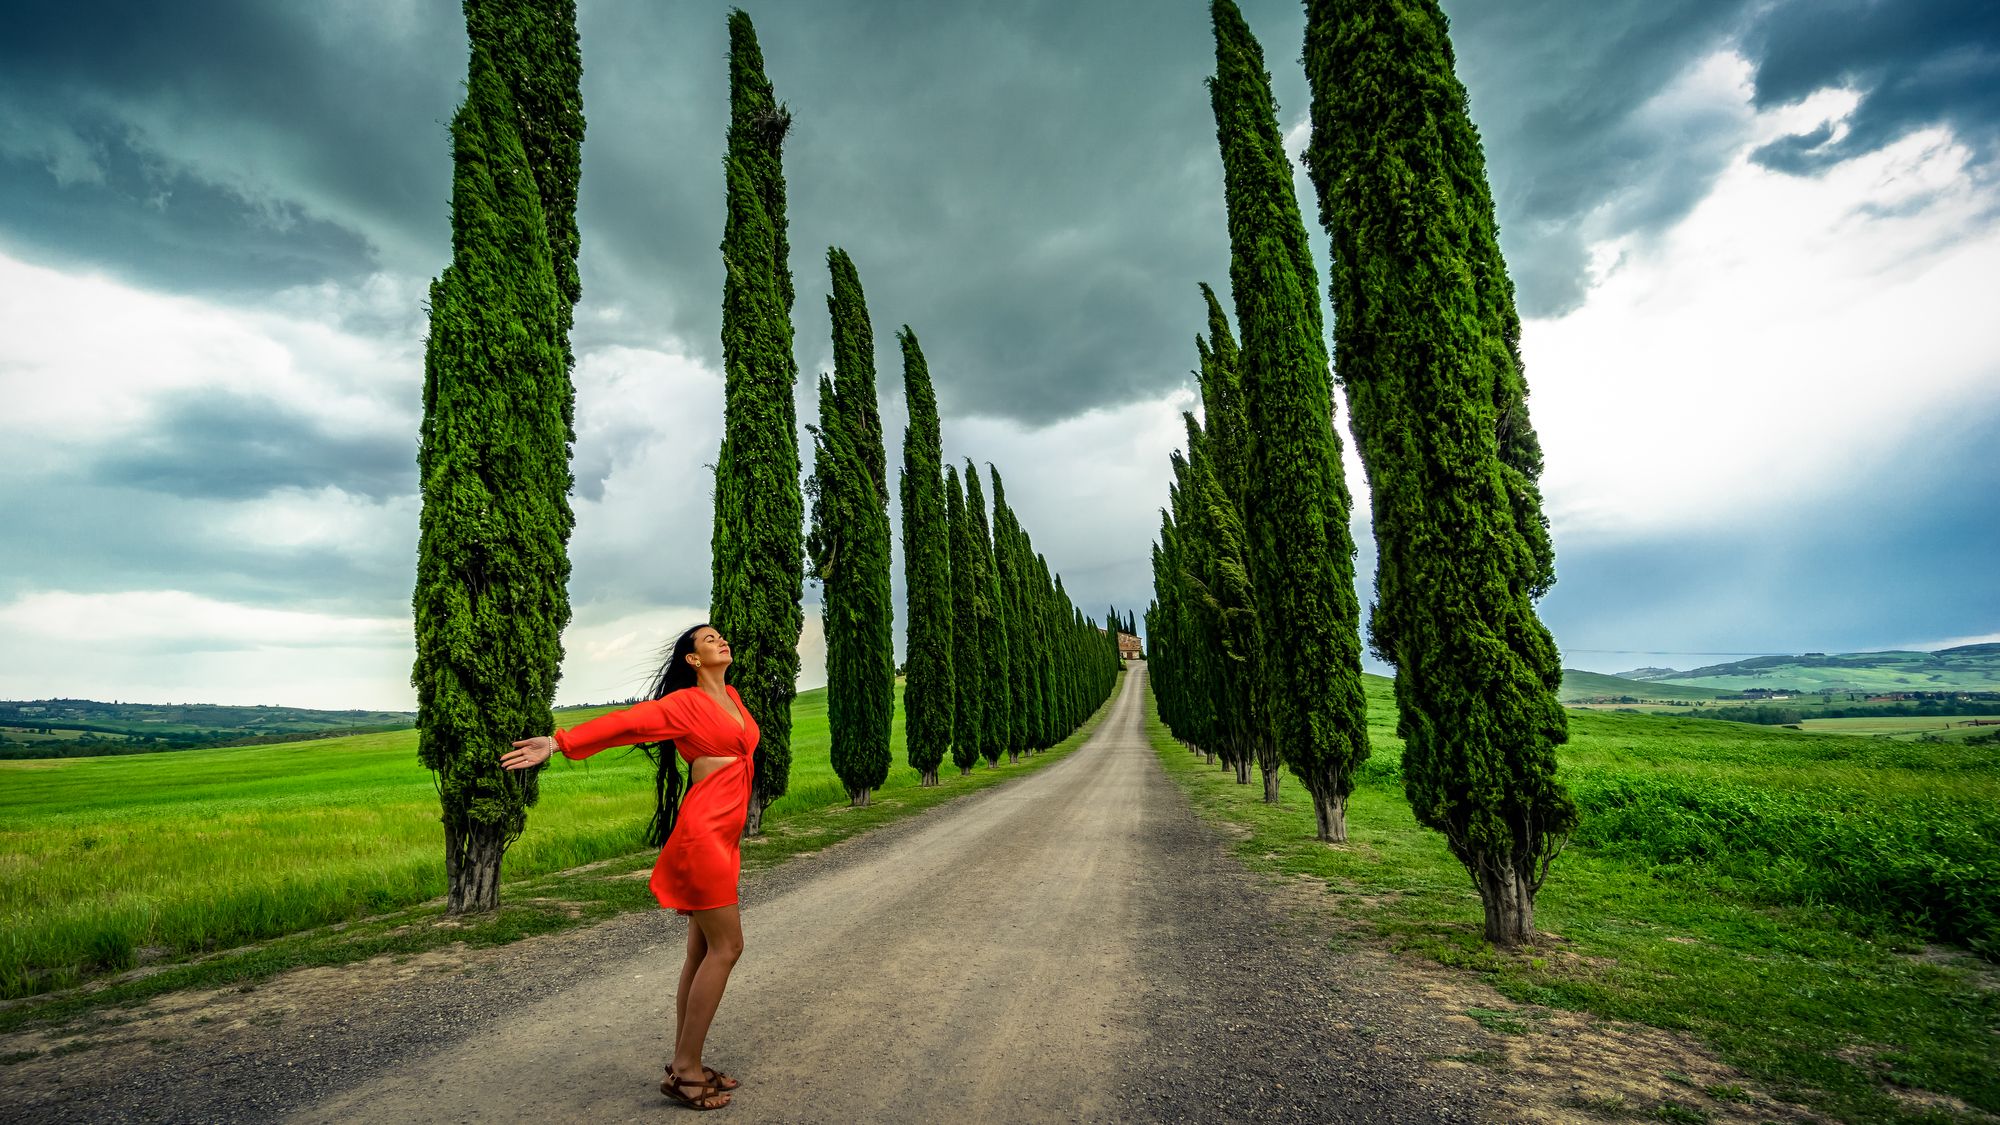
[553,685,760,913]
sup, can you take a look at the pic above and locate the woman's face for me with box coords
[688,627,732,671]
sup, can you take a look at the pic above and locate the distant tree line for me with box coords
[0,723,411,759]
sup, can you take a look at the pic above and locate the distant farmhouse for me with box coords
[1099,627,1144,661]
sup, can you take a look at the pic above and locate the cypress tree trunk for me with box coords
[1209,0,1368,843]
[898,328,953,788]
[713,11,803,837]
[1303,0,1576,939]
[414,37,576,913]
[945,466,983,777]
[809,249,893,808]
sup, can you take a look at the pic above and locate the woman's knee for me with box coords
[708,933,744,963]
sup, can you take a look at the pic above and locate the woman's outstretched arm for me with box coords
[501,697,690,770]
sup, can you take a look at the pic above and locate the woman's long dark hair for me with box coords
[641,623,712,848]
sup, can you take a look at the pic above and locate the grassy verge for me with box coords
[1143,678,1999,1125]
[0,676,1121,1030]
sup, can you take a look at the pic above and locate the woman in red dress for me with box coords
[501,622,756,1111]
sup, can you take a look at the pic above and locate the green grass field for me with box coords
[1148,675,2000,1124]
[0,681,1009,1000]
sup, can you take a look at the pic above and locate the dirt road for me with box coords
[10,667,1493,1123]
[285,666,1478,1123]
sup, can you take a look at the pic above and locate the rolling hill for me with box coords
[1616,643,2000,694]
[1559,670,1735,703]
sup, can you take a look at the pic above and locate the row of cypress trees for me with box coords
[1150,0,1573,945]
[809,269,1121,799]
[933,461,1121,777]
[1153,0,1370,842]
[808,249,1123,801]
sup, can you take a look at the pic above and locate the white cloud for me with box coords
[207,486,416,558]
[1525,65,2000,541]
[0,250,418,461]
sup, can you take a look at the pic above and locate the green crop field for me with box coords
[1799,715,2000,741]
[0,683,934,999]
[1150,674,2000,1124]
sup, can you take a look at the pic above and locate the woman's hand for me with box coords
[502,735,558,771]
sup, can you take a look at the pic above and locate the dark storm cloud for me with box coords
[88,388,414,500]
[6,0,1996,423]
[1452,0,2000,315]
[1442,0,1755,316]
[1746,0,2000,174]
[572,0,1230,424]
[0,0,462,296]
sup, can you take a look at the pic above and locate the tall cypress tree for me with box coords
[987,468,1029,763]
[1032,553,1060,750]
[945,465,984,776]
[712,10,802,835]
[413,42,574,914]
[1183,412,1261,785]
[1303,0,1574,944]
[963,461,1008,767]
[897,327,952,787]
[1209,0,1368,841]
[807,249,894,806]
[1055,574,1080,730]
[1192,288,1278,797]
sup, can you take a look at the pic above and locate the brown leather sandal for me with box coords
[701,1065,741,1091]
[661,1069,731,1110]
[663,1064,739,1092]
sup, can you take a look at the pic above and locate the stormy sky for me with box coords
[1,0,1994,709]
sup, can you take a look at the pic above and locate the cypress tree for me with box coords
[1192,288,1278,797]
[963,461,1008,767]
[897,327,952,787]
[807,249,894,806]
[1054,574,1080,730]
[945,466,984,776]
[712,10,802,835]
[1183,412,1260,784]
[461,0,584,340]
[413,43,574,914]
[1033,553,1061,749]
[1209,0,1368,841]
[1302,0,1575,944]
[988,468,1029,763]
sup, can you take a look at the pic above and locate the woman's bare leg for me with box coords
[675,916,707,1047]
[671,904,743,1106]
